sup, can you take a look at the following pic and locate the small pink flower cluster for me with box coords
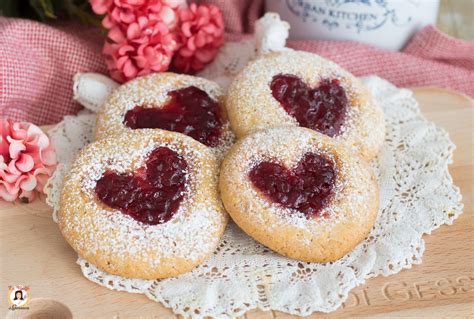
[90,0,225,82]
[0,120,57,203]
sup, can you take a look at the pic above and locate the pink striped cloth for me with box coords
[1,1,473,125]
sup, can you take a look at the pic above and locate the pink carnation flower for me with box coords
[90,0,224,80]
[0,120,57,203]
[173,3,224,73]
[103,15,178,82]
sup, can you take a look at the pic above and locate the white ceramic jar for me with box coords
[265,0,440,51]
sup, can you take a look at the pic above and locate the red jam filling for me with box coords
[123,86,224,147]
[270,74,348,137]
[95,147,188,225]
[249,152,335,218]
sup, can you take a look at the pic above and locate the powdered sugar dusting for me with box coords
[95,72,235,160]
[221,127,376,245]
[45,17,463,316]
[59,129,227,274]
[226,51,385,159]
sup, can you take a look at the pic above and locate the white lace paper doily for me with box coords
[44,13,463,319]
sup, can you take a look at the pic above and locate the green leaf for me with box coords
[40,0,56,18]
[29,0,57,20]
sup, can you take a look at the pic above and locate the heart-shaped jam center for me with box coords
[270,74,348,137]
[94,147,188,225]
[124,86,224,147]
[249,152,335,218]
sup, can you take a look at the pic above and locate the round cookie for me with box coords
[219,127,379,263]
[95,72,235,159]
[58,129,228,279]
[226,51,385,160]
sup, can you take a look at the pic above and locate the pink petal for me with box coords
[7,139,25,159]
[194,32,207,48]
[1,176,20,194]
[34,166,54,177]
[181,22,193,37]
[134,55,148,68]
[11,122,27,139]
[116,55,130,69]
[180,10,193,22]
[159,6,177,27]
[179,47,194,58]
[151,57,169,71]
[186,37,196,51]
[123,60,138,78]
[19,174,37,191]
[25,123,43,137]
[90,0,112,14]
[202,24,217,34]
[0,156,7,170]
[0,170,20,184]
[131,36,148,45]
[197,15,209,28]
[8,160,21,175]
[147,2,162,13]
[103,15,115,29]
[36,134,50,150]
[156,21,170,35]
[40,149,57,166]
[24,136,40,154]
[138,16,148,29]
[127,23,141,39]
[108,27,126,44]
[118,45,135,56]
[120,10,136,24]
[0,184,17,201]
[0,136,8,161]
[143,46,157,59]
[15,154,34,172]
[197,5,209,18]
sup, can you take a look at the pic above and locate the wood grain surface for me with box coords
[437,0,474,40]
[1,87,473,319]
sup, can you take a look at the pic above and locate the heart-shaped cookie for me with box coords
[123,86,224,147]
[249,152,335,217]
[95,147,188,225]
[270,74,348,137]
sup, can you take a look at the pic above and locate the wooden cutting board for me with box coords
[1,87,473,319]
